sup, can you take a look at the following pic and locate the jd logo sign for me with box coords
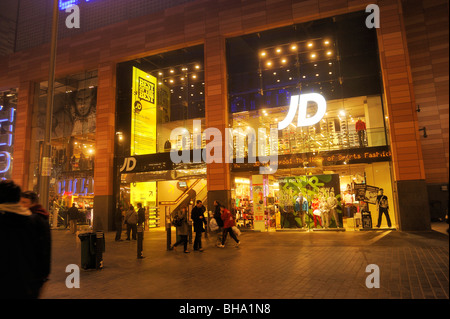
[277,93,327,130]
[120,157,137,173]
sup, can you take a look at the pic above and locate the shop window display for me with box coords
[29,70,97,228]
[227,11,396,231]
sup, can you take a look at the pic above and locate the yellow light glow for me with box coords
[327,51,332,55]
[291,45,297,50]
[281,58,287,63]
[266,61,272,66]
[307,42,313,47]
[311,53,316,58]
[260,51,266,57]
[276,48,282,53]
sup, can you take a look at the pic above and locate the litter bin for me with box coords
[78,231,105,270]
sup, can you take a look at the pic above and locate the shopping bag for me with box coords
[232,226,241,236]
[209,217,219,231]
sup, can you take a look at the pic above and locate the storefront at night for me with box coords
[1,0,442,232]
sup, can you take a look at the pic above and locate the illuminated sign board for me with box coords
[0,104,15,180]
[277,93,327,130]
[59,0,95,10]
[57,177,94,196]
[131,67,157,155]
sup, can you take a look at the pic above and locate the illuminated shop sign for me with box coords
[57,178,94,196]
[278,93,327,130]
[59,0,95,10]
[0,105,15,179]
[231,146,392,172]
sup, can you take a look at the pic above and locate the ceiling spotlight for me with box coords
[311,53,316,58]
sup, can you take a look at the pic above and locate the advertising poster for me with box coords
[354,183,366,201]
[365,185,379,204]
[278,174,342,228]
[252,175,265,231]
[131,67,157,155]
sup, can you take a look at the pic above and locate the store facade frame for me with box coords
[0,0,435,231]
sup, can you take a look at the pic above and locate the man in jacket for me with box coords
[125,205,138,240]
[191,200,207,251]
[67,203,79,234]
[137,203,146,227]
[0,180,49,299]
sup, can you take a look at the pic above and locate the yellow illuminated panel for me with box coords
[130,182,157,207]
[131,67,157,155]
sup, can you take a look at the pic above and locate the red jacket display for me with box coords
[355,120,366,131]
[221,208,235,229]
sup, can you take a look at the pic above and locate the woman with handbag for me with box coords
[213,200,224,246]
[125,205,138,240]
[218,206,240,248]
[170,206,190,253]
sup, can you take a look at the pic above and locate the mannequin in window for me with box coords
[375,188,391,228]
[327,192,340,228]
[312,195,323,228]
[294,193,307,228]
[355,118,366,147]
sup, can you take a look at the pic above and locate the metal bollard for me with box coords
[95,231,104,269]
[166,222,172,250]
[137,226,144,259]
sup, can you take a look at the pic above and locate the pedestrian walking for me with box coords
[115,205,124,241]
[213,200,224,246]
[170,206,190,253]
[218,205,240,248]
[191,200,207,251]
[67,203,79,234]
[125,205,138,240]
[137,202,145,227]
[0,180,50,299]
[19,191,52,297]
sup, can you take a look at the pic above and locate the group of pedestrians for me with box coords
[170,200,240,253]
[115,202,145,241]
[0,180,51,299]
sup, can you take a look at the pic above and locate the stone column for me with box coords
[93,62,116,231]
[11,81,35,190]
[204,14,232,211]
[377,0,430,230]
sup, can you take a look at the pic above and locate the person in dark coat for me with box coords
[213,200,224,246]
[115,205,124,241]
[170,206,190,253]
[137,202,145,227]
[19,191,51,297]
[191,200,207,251]
[67,203,79,234]
[0,180,50,299]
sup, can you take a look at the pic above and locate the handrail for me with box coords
[158,179,201,205]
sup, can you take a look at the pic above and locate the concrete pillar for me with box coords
[377,0,430,230]
[93,62,116,231]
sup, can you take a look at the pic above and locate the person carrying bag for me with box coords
[218,206,240,248]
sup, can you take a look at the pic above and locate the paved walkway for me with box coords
[40,226,449,300]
